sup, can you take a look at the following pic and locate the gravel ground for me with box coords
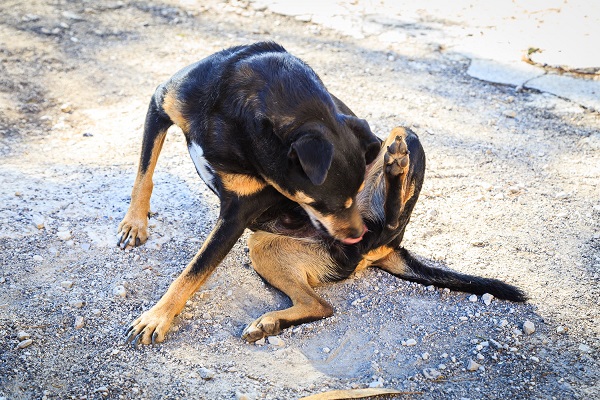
[0,1,598,399]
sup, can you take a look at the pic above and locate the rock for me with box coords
[322,347,331,354]
[404,338,417,346]
[198,367,215,380]
[466,359,481,371]
[578,344,592,353]
[482,293,494,305]
[476,353,484,360]
[61,280,74,289]
[18,339,33,349]
[33,255,44,262]
[113,285,126,298]
[368,378,384,388]
[236,392,256,400]
[556,326,567,334]
[57,230,72,240]
[69,299,85,308]
[468,294,478,302]
[17,331,30,341]
[74,316,85,329]
[60,103,73,113]
[466,58,543,87]
[422,352,430,360]
[531,356,540,362]
[254,338,265,345]
[523,320,535,335]
[423,368,441,380]
[502,110,517,118]
[31,214,45,229]
[267,336,284,347]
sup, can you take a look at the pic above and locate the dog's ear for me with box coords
[289,135,334,186]
[345,116,381,165]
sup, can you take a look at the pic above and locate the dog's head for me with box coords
[278,116,381,244]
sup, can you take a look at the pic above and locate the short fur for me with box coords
[119,42,381,346]
[242,127,527,342]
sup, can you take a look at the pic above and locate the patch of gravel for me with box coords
[0,1,598,399]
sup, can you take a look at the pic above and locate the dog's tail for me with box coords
[378,247,527,302]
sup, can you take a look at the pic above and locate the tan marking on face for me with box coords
[220,173,267,196]
[265,179,316,204]
[344,198,353,209]
[358,181,365,192]
[162,91,189,132]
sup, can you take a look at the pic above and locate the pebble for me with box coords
[556,326,567,334]
[422,352,430,360]
[113,285,126,298]
[423,368,441,380]
[459,316,468,321]
[69,299,85,308]
[61,280,74,289]
[31,214,45,229]
[74,316,85,329]
[523,320,535,335]
[481,293,494,305]
[17,331,30,341]
[18,339,33,349]
[57,230,72,241]
[438,364,446,370]
[236,392,256,400]
[267,336,284,347]
[476,353,484,360]
[555,191,569,199]
[466,359,481,371]
[502,110,517,118]
[578,344,591,353]
[404,338,417,346]
[468,294,478,302]
[368,378,384,388]
[254,338,265,345]
[33,255,44,262]
[531,356,540,362]
[60,103,73,113]
[198,367,215,380]
[322,347,331,353]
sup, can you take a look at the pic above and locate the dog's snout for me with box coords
[340,224,367,245]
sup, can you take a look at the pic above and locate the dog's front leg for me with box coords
[125,189,277,346]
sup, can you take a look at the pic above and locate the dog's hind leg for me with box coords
[241,232,334,342]
[117,94,172,249]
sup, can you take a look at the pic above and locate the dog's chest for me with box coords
[188,142,217,193]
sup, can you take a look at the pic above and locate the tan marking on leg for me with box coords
[354,245,394,273]
[118,131,167,247]
[219,173,267,196]
[162,91,189,132]
[242,232,335,341]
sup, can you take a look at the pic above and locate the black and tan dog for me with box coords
[241,126,527,342]
[120,42,381,345]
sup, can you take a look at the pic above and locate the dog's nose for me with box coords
[340,224,367,245]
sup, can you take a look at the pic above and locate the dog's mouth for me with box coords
[339,224,367,245]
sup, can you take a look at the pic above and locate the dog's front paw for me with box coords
[241,313,281,343]
[384,135,409,177]
[125,306,174,347]
[117,211,149,249]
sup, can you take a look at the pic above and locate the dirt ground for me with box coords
[1,1,599,399]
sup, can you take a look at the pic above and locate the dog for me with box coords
[241,127,527,342]
[119,42,381,346]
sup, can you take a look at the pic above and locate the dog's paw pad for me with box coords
[384,135,409,177]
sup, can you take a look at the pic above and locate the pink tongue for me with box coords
[340,225,367,245]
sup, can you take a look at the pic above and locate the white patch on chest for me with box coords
[188,142,217,193]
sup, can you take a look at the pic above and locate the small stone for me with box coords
[57,230,72,241]
[322,347,331,353]
[468,294,478,302]
[422,352,430,360]
[92,309,101,316]
[423,368,441,380]
[387,55,396,62]
[17,331,31,341]
[61,280,73,289]
[404,338,417,346]
[31,214,45,229]
[502,110,516,118]
[368,379,384,388]
[482,293,494,305]
[438,364,446,370]
[60,103,73,113]
[94,387,108,394]
[476,353,484,360]
[466,359,481,371]
[555,191,569,199]
[267,336,284,347]
[33,255,43,262]
[459,316,468,321]
[74,316,85,329]
[198,367,215,380]
[523,321,535,335]
[69,299,85,308]
[556,326,567,334]
[254,338,265,345]
[80,243,91,251]
[18,339,33,349]
[236,392,256,400]
[578,344,592,353]
[531,356,540,362]
[426,285,435,291]
[113,285,126,298]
